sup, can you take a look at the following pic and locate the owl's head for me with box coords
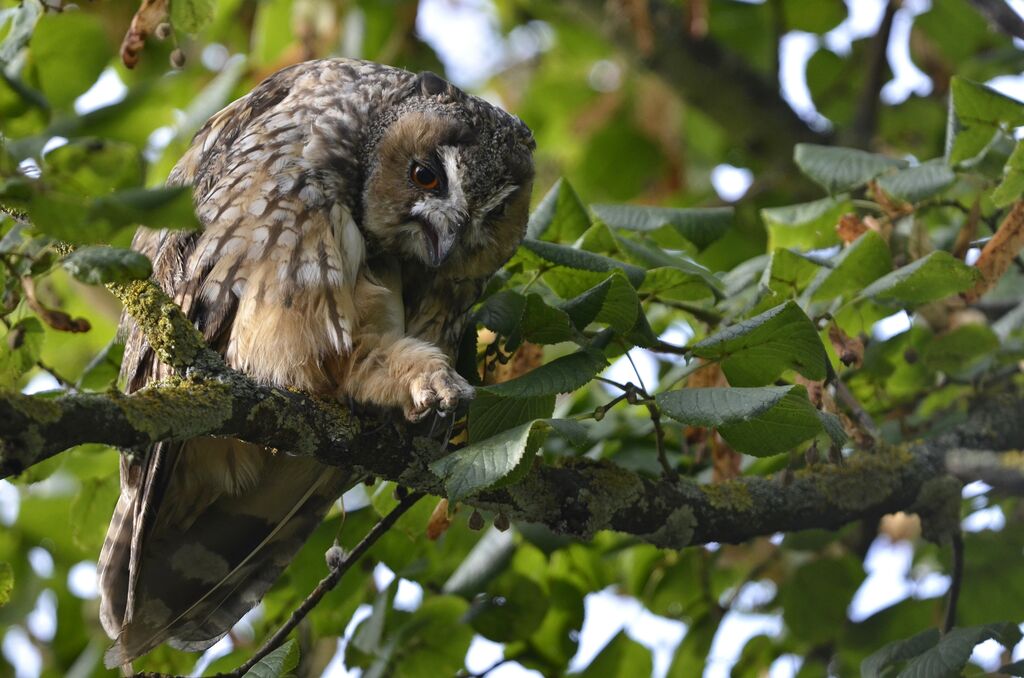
[361,72,535,272]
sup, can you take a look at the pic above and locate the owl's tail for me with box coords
[97,442,354,668]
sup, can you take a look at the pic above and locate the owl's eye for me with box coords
[410,162,440,190]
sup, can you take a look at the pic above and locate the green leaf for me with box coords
[242,639,299,678]
[860,250,981,306]
[762,196,849,251]
[466,572,549,642]
[527,178,591,241]
[522,238,646,288]
[0,562,12,606]
[0,316,44,388]
[794,144,907,194]
[30,12,111,110]
[999,659,1024,677]
[521,293,575,344]
[468,391,555,443]
[430,420,546,502]
[690,301,829,385]
[560,273,639,334]
[613,235,723,298]
[875,160,956,203]
[922,324,1000,372]
[666,611,720,677]
[591,203,732,249]
[389,597,474,678]
[475,290,527,336]
[761,248,823,298]
[898,623,1023,678]
[78,340,125,391]
[782,0,845,32]
[992,139,1024,207]
[0,0,43,66]
[481,349,608,398]
[807,231,893,302]
[171,0,215,33]
[657,385,827,456]
[861,628,940,678]
[62,246,152,285]
[947,77,1024,165]
[43,138,145,196]
[579,631,653,677]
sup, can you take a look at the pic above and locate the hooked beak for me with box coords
[421,222,459,267]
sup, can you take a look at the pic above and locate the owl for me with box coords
[97,59,535,667]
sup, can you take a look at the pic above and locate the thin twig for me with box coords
[647,401,675,478]
[943,532,964,634]
[224,491,425,677]
[849,0,898,149]
[833,379,880,444]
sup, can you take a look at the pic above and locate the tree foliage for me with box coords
[3,0,1024,677]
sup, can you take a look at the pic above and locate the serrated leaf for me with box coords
[476,290,526,335]
[794,144,907,194]
[807,230,893,302]
[171,0,215,33]
[591,203,732,249]
[560,273,638,334]
[691,301,829,385]
[526,178,590,241]
[468,392,555,443]
[242,639,299,678]
[876,160,956,203]
[657,385,826,456]
[522,238,646,288]
[0,562,12,606]
[862,628,940,678]
[62,246,152,285]
[481,349,607,399]
[860,250,981,306]
[521,293,574,344]
[947,77,1024,165]
[898,623,1023,678]
[614,235,722,298]
[761,248,823,298]
[430,420,545,502]
[762,196,849,251]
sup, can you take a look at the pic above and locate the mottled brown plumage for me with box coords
[98,58,534,667]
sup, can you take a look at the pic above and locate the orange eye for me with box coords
[411,162,440,190]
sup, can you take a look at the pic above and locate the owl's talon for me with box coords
[404,366,474,423]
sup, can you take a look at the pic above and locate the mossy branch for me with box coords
[3,278,1022,549]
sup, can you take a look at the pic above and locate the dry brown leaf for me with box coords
[964,201,1024,303]
[426,498,452,541]
[828,324,864,368]
[836,213,868,244]
[120,0,168,69]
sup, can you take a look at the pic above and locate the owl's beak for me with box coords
[422,222,458,267]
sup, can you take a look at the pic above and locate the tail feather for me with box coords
[100,451,353,667]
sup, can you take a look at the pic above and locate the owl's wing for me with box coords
[98,76,356,666]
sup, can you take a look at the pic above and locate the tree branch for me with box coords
[3,279,1021,551]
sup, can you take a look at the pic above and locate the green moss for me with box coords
[644,505,697,549]
[7,392,61,424]
[701,481,754,512]
[110,280,206,370]
[119,378,232,441]
[911,476,961,543]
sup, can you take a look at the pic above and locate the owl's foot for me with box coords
[405,365,475,422]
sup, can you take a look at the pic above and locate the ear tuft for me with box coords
[417,71,450,96]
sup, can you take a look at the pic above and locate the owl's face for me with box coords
[361,75,534,270]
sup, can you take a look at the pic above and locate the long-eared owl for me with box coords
[97,58,535,666]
